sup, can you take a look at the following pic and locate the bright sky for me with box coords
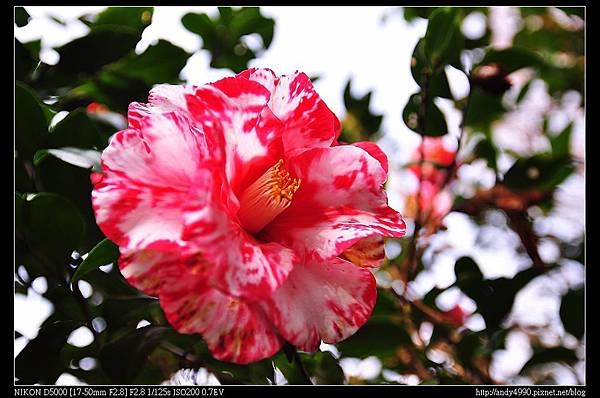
[15,6,584,385]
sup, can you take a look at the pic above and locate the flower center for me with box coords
[237,159,301,234]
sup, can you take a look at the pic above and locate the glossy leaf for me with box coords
[72,239,120,285]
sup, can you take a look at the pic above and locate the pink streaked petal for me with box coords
[181,172,296,300]
[263,145,405,261]
[92,177,188,250]
[242,69,340,153]
[161,280,283,364]
[102,112,207,189]
[350,141,389,174]
[341,235,386,268]
[186,80,285,195]
[264,257,377,352]
[118,249,181,296]
[128,84,197,130]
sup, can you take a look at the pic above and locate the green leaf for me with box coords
[520,346,578,374]
[55,26,140,75]
[91,7,153,34]
[72,239,120,285]
[182,7,275,73]
[47,109,104,149]
[34,147,102,171]
[15,321,81,384]
[99,326,170,384]
[423,7,463,68]
[402,93,448,136]
[454,256,483,290]
[24,193,86,265]
[15,81,49,160]
[15,7,30,27]
[410,39,453,98]
[503,155,574,192]
[107,39,189,85]
[15,39,36,81]
[559,287,584,339]
[479,47,545,74]
[463,86,505,129]
[340,79,384,142]
[549,123,572,159]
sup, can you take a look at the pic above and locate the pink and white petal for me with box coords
[117,249,181,296]
[264,257,377,352]
[243,69,340,152]
[161,281,283,364]
[181,173,296,300]
[350,141,389,174]
[185,80,285,195]
[92,177,189,250]
[102,112,207,189]
[341,235,386,268]
[262,145,405,261]
[264,206,404,263]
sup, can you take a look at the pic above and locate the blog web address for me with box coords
[475,387,586,397]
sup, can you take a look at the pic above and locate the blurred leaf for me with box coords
[107,39,189,85]
[16,39,36,81]
[15,321,81,384]
[91,7,153,34]
[503,154,574,192]
[463,86,505,129]
[411,39,453,98]
[340,80,384,142]
[557,7,584,18]
[34,147,102,171]
[549,123,572,159]
[55,27,140,75]
[402,7,435,22]
[15,81,49,160]
[182,7,275,73]
[99,325,170,383]
[15,6,30,27]
[559,287,584,339]
[24,193,86,266]
[47,108,104,149]
[520,346,578,374]
[454,256,484,290]
[479,47,545,74]
[403,93,448,136]
[423,7,463,68]
[474,138,498,171]
[72,239,119,285]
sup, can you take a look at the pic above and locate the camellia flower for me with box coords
[404,137,457,234]
[92,68,406,364]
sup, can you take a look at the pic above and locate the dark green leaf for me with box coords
[15,39,36,81]
[72,239,120,285]
[15,7,30,27]
[463,86,505,129]
[24,193,86,265]
[549,123,572,159]
[503,155,574,192]
[402,93,448,136]
[479,47,545,74]
[423,8,463,68]
[559,287,584,339]
[91,7,153,35]
[15,321,81,384]
[99,326,170,383]
[56,27,139,75]
[410,39,453,98]
[520,346,578,374]
[454,256,483,289]
[47,109,104,149]
[107,39,189,85]
[15,81,49,160]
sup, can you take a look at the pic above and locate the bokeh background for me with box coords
[15,6,585,385]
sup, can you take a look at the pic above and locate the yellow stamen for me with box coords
[237,159,301,233]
